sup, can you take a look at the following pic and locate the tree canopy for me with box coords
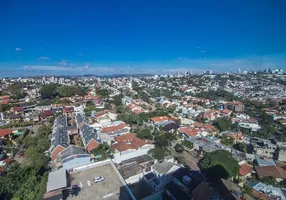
[148,147,166,160]
[137,129,153,140]
[0,124,51,200]
[200,150,239,180]
[8,83,26,99]
[40,84,59,99]
[220,135,234,146]
[216,117,232,132]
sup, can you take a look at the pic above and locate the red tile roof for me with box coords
[0,96,10,99]
[239,163,253,176]
[95,110,112,118]
[222,109,231,114]
[42,110,54,119]
[151,116,169,123]
[111,133,152,152]
[0,129,13,137]
[256,166,286,179]
[64,106,74,113]
[14,107,23,112]
[178,127,198,137]
[101,123,127,133]
[86,139,100,151]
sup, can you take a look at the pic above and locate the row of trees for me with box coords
[0,124,52,200]
[40,84,87,99]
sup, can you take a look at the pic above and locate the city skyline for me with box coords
[0,0,286,76]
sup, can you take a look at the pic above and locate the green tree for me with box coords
[182,140,193,149]
[92,143,110,161]
[8,83,26,99]
[40,84,59,99]
[137,129,153,140]
[148,147,166,160]
[233,142,247,152]
[97,89,109,98]
[216,117,232,131]
[200,150,239,179]
[220,135,234,146]
[154,134,169,148]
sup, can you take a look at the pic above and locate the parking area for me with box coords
[67,163,132,200]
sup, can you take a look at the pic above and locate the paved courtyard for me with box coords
[67,163,131,200]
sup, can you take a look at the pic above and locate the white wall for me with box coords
[125,173,144,184]
[113,145,155,164]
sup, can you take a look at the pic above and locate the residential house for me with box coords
[63,106,74,116]
[187,137,221,154]
[13,106,23,114]
[95,110,117,123]
[237,118,261,131]
[256,166,286,182]
[220,131,244,141]
[251,138,277,158]
[0,129,13,140]
[239,161,253,178]
[145,157,181,192]
[255,156,276,167]
[0,95,9,105]
[42,110,55,120]
[100,122,130,138]
[117,155,154,184]
[202,109,218,121]
[150,116,170,126]
[56,145,91,171]
[50,116,70,160]
[164,168,210,200]
[162,122,180,133]
[76,113,101,152]
[8,114,21,122]
[226,102,245,112]
[111,133,154,164]
[248,182,286,200]
[177,127,199,138]
[79,124,100,152]
[221,109,232,117]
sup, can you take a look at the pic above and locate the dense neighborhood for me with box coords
[1,71,286,199]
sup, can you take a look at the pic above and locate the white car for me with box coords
[94,176,104,183]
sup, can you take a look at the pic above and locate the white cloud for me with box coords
[201,50,207,53]
[79,53,83,56]
[58,60,68,66]
[20,53,286,75]
[15,48,21,52]
[37,56,50,60]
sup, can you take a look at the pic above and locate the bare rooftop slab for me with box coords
[67,162,132,200]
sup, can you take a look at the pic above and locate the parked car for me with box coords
[94,176,104,183]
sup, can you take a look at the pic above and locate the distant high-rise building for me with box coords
[50,75,55,82]
[42,75,46,83]
[238,68,241,74]
[202,70,212,75]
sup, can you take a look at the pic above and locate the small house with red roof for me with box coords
[42,110,54,119]
[150,116,169,126]
[0,96,9,105]
[111,133,154,164]
[177,127,199,138]
[239,161,253,178]
[0,129,13,139]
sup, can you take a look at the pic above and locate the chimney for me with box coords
[263,156,268,160]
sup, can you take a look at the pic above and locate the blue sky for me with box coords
[0,0,286,76]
